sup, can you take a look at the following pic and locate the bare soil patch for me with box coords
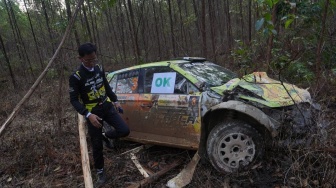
[0,82,335,188]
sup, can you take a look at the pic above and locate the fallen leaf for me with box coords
[302,179,308,187]
[312,180,319,185]
[151,162,159,168]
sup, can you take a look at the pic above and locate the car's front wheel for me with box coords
[206,120,265,173]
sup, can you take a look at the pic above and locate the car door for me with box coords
[136,66,201,149]
[109,69,143,133]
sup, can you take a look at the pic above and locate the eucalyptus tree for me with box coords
[23,0,44,69]
[0,28,17,89]
[2,0,35,80]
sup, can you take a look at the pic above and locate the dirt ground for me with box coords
[1,83,336,188]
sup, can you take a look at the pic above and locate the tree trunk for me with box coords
[81,3,93,42]
[159,0,168,57]
[152,0,162,59]
[177,1,187,53]
[167,0,176,57]
[0,28,17,89]
[184,1,193,55]
[201,0,206,57]
[3,0,24,72]
[239,0,244,43]
[248,0,252,44]
[116,0,127,64]
[208,0,216,60]
[138,1,148,62]
[0,0,85,137]
[65,0,80,46]
[192,0,200,37]
[7,0,35,78]
[215,0,225,55]
[225,0,232,54]
[41,0,55,52]
[266,4,277,70]
[103,6,116,65]
[316,0,330,82]
[23,0,44,69]
[125,0,141,63]
[86,0,97,43]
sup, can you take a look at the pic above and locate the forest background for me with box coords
[0,0,336,187]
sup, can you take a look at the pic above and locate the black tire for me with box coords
[206,120,265,173]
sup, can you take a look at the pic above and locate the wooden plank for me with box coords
[166,151,200,188]
[130,153,150,178]
[78,114,93,188]
[119,145,152,156]
[127,159,183,188]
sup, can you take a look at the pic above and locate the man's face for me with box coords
[80,52,97,69]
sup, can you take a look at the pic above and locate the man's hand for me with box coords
[88,113,102,128]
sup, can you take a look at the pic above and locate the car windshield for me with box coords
[178,61,237,87]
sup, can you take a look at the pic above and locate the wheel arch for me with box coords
[198,100,278,157]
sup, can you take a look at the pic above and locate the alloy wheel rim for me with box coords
[217,133,256,169]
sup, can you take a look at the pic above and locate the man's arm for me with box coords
[69,75,90,117]
[69,75,103,128]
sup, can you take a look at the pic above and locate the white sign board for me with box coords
[151,72,176,93]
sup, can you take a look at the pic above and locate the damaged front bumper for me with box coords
[260,102,321,148]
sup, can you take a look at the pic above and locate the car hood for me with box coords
[210,72,312,108]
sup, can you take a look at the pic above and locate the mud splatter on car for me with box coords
[106,57,318,173]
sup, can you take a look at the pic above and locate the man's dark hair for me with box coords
[78,43,97,57]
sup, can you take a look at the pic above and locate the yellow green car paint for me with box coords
[107,60,311,109]
[210,72,311,108]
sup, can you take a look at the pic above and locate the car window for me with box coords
[115,70,139,94]
[144,67,171,93]
[187,82,199,94]
[178,61,237,87]
[174,77,199,94]
[144,66,195,94]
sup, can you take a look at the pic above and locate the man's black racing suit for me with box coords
[69,64,117,116]
[69,64,129,169]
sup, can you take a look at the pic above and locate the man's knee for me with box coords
[121,127,130,137]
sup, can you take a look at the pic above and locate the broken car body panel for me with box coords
[207,100,279,137]
[210,72,312,108]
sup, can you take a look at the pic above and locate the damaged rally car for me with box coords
[106,57,316,173]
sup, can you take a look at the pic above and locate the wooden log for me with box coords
[78,114,93,188]
[166,151,200,188]
[130,152,150,178]
[119,145,152,156]
[127,159,183,188]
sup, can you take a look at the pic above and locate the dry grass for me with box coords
[0,79,335,188]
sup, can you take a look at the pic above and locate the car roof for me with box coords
[110,57,207,74]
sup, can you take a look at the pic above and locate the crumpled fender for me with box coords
[207,100,279,137]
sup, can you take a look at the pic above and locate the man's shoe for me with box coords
[102,133,114,150]
[96,170,106,185]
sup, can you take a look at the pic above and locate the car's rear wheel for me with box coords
[206,120,265,173]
